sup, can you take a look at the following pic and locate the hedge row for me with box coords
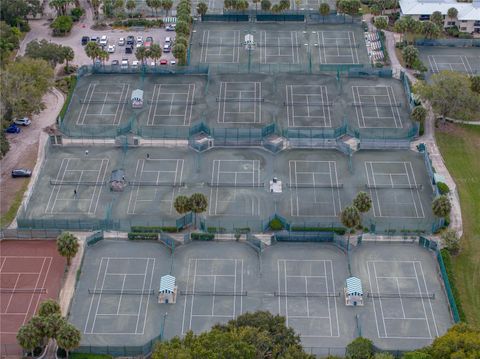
[191,233,214,241]
[290,226,346,235]
[440,249,466,321]
[131,226,178,233]
[128,232,158,240]
[110,19,164,28]
[58,75,77,121]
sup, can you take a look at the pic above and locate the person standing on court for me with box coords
[73,189,77,199]
[85,149,89,156]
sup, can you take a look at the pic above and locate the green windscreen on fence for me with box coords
[202,14,249,22]
[436,249,461,322]
[256,14,305,22]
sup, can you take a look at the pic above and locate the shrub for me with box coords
[130,226,178,233]
[127,232,158,240]
[70,7,84,21]
[440,249,466,321]
[57,75,77,120]
[110,19,164,28]
[191,232,215,241]
[436,181,450,195]
[269,218,284,231]
[290,226,346,235]
[207,227,226,233]
[346,337,374,359]
[50,15,73,36]
[458,32,472,39]
[442,229,460,255]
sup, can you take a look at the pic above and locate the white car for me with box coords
[13,117,31,126]
[136,36,143,44]
[132,60,140,68]
[136,42,143,48]
[121,59,129,69]
[118,37,125,46]
[170,60,176,65]
[99,35,108,45]
[107,45,115,53]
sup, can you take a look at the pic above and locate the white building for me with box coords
[399,0,480,34]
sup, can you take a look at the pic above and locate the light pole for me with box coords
[160,312,168,339]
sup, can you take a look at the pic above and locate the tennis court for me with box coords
[0,240,65,357]
[417,46,480,81]
[189,22,369,66]
[23,146,436,232]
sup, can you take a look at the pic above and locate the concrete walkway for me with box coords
[382,29,463,238]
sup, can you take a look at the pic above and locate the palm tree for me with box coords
[172,43,186,64]
[38,299,62,318]
[135,46,148,64]
[91,0,101,19]
[56,322,81,359]
[319,3,330,18]
[430,10,444,28]
[432,195,451,218]
[161,0,173,15]
[62,46,74,72]
[56,232,79,266]
[85,41,101,64]
[126,0,136,17]
[279,0,290,11]
[148,43,162,65]
[197,1,208,16]
[260,0,271,11]
[422,21,440,39]
[189,193,208,228]
[17,322,43,356]
[43,314,65,341]
[98,49,109,65]
[174,195,191,215]
[50,0,73,16]
[150,0,162,16]
[353,192,372,215]
[340,205,361,243]
[447,7,458,20]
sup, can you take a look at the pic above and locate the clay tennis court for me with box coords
[0,240,65,357]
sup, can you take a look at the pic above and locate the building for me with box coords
[344,277,364,306]
[158,275,177,304]
[399,0,480,34]
[131,89,144,109]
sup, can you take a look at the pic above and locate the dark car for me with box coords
[125,46,133,54]
[126,35,135,45]
[90,36,98,43]
[11,169,32,178]
[81,36,90,45]
[111,59,119,66]
[4,124,20,133]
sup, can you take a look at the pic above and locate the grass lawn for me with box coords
[436,124,480,327]
[0,180,29,228]
[69,353,113,359]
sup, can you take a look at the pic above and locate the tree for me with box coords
[441,229,460,255]
[260,0,271,11]
[38,299,61,318]
[402,45,419,68]
[0,21,21,66]
[471,75,480,94]
[340,206,361,235]
[430,11,444,27]
[197,1,208,16]
[98,49,109,64]
[161,0,173,15]
[62,46,74,71]
[402,352,432,359]
[17,321,44,355]
[319,3,330,17]
[50,15,73,36]
[148,43,162,64]
[0,0,42,28]
[252,0,260,12]
[152,311,313,359]
[113,0,124,14]
[415,71,480,122]
[56,232,79,265]
[421,21,440,39]
[175,20,189,37]
[43,313,65,340]
[102,0,114,17]
[174,195,191,215]
[149,0,162,16]
[374,16,388,30]
[353,192,372,214]
[432,195,451,218]
[25,39,65,67]
[189,193,208,227]
[279,0,290,11]
[1,57,54,118]
[125,0,136,16]
[337,0,361,16]
[135,46,148,64]
[374,353,395,359]
[172,43,186,65]
[85,41,102,64]
[346,337,374,359]
[49,0,73,16]
[411,105,427,123]
[56,322,81,359]
[91,0,101,19]
[447,7,458,19]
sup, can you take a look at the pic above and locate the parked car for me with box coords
[5,124,20,133]
[165,37,171,44]
[136,36,143,44]
[107,44,115,53]
[11,169,32,178]
[163,44,171,53]
[170,60,176,65]
[125,45,133,54]
[13,117,31,126]
[99,35,108,45]
[166,24,175,31]
[111,59,119,66]
[144,36,153,48]
[118,37,125,46]
[160,59,168,65]
[90,36,99,43]
[126,35,135,45]
[136,42,143,48]
[121,59,129,69]
[132,60,140,68]
[81,36,90,45]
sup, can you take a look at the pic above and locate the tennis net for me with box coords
[198,42,302,48]
[50,180,106,186]
[274,291,340,297]
[366,184,423,190]
[128,181,185,187]
[147,100,196,105]
[216,97,265,103]
[88,289,155,295]
[351,102,402,108]
[367,292,435,299]
[207,182,265,188]
[284,102,333,107]
[318,44,360,48]
[0,288,47,294]
[181,290,248,296]
[287,183,344,189]
[79,100,128,104]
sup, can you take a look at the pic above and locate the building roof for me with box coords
[346,277,363,295]
[131,89,144,101]
[400,0,480,21]
[110,169,125,182]
[160,275,175,293]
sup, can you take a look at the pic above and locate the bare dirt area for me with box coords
[0,89,64,223]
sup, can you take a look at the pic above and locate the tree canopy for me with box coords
[56,232,79,265]
[25,39,73,68]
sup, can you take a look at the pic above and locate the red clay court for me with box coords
[0,240,66,357]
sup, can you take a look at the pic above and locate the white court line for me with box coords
[87,258,110,334]
[418,261,439,337]
[371,261,388,337]
[412,262,433,339]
